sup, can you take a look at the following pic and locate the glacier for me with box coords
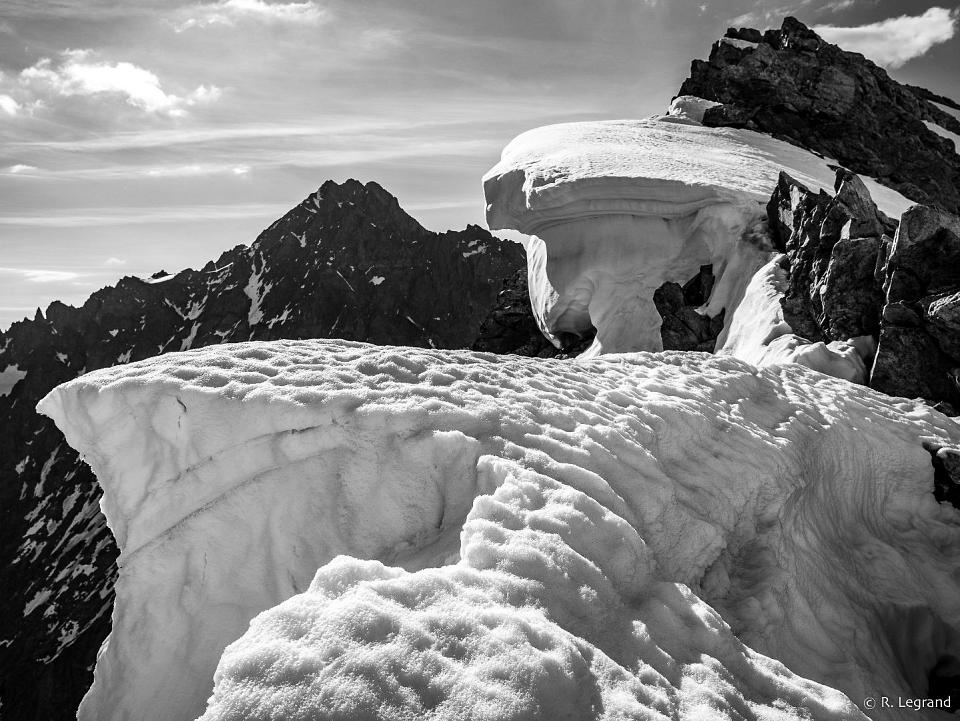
[482,113,912,369]
[39,339,960,720]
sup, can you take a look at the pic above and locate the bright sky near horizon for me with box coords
[1,0,958,330]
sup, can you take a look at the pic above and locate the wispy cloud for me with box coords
[814,7,958,68]
[7,120,411,152]
[1,1,185,19]
[15,50,221,117]
[0,203,292,227]
[0,266,82,283]
[145,163,250,177]
[729,2,809,28]
[104,257,127,266]
[6,98,588,154]
[174,0,327,31]
[1,163,251,180]
[819,0,855,11]
[0,137,498,186]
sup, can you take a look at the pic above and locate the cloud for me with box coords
[1,1,182,19]
[0,162,252,181]
[819,0,855,11]
[0,266,82,283]
[729,2,814,28]
[7,120,404,152]
[144,163,250,177]
[0,94,20,115]
[18,50,221,117]
[175,0,327,31]
[0,131,493,192]
[814,7,958,68]
[0,203,292,227]
[104,257,127,266]
[6,102,571,153]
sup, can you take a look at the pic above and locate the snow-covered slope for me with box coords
[717,255,869,382]
[482,116,911,357]
[40,340,960,720]
[923,120,960,155]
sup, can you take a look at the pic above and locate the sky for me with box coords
[1,0,958,330]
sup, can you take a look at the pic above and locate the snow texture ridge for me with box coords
[39,339,960,721]
[482,116,911,356]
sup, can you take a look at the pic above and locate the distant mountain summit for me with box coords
[0,179,523,720]
[679,17,960,213]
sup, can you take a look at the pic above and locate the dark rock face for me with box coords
[0,179,524,721]
[768,169,960,412]
[926,292,960,359]
[871,206,960,409]
[679,17,960,213]
[472,268,597,357]
[471,268,560,357]
[767,169,895,343]
[654,265,726,352]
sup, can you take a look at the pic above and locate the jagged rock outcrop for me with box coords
[767,168,960,412]
[654,265,726,352]
[471,268,599,357]
[471,269,563,356]
[766,169,897,343]
[679,17,960,213]
[872,205,960,411]
[0,179,524,721]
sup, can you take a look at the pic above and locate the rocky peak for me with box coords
[313,179,408,219]
[678,17,960,213]
[775,16,824,51]
[257,179,427,247]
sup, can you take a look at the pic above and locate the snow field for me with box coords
[39,339,960,720]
